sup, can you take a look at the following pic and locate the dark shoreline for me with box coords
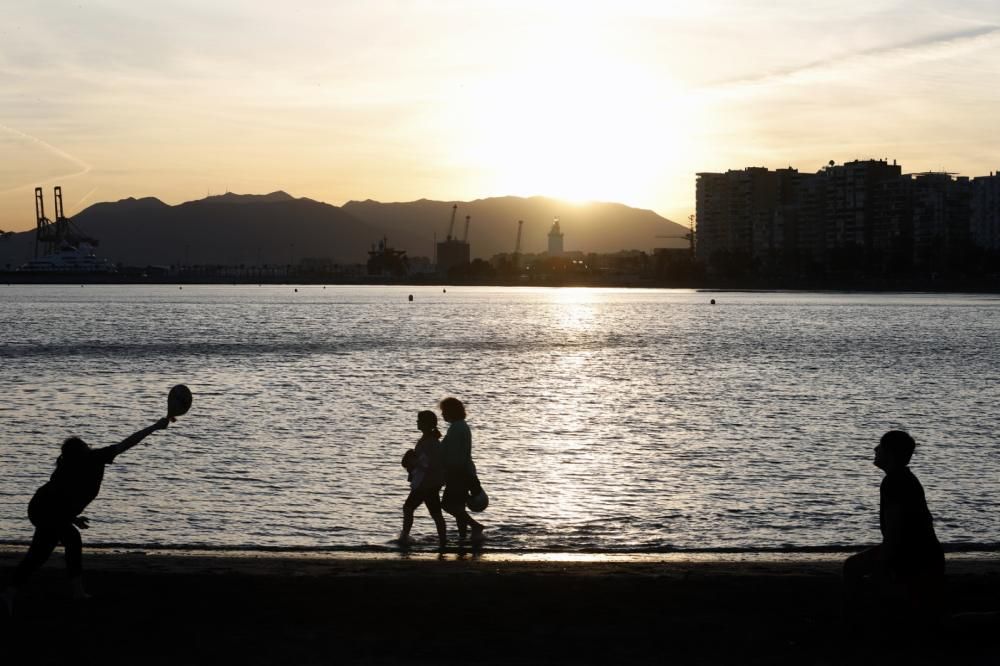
[2,549,997,665]
[4,272,1000,293]
[4,541,1000,557]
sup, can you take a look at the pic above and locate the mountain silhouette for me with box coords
[345,196,687,258]
[197,191,297,205]
[0,193,686,269]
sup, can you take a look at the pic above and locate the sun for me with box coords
[451,41,697,207]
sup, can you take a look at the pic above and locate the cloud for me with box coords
[703,25,1000,94]
[0,122,92,195]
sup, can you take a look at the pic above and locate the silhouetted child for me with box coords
[2,417,170,615]
[843,430,944,623]
[399,410,447,549]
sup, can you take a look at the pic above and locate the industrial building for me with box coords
[436,204,471,276]
[547,218,564,256]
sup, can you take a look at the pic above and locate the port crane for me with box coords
[513,219,523,268]
[445,204,458,241]
[34,186,96,258]
[655,214,696,256]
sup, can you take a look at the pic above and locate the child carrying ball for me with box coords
[399,410,447,549]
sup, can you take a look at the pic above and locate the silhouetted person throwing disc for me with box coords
[2,389,188,615]
[843,430,944,623]
[439,397,484,542]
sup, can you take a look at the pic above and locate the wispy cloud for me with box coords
[704,25,1000,94]
[70,186,99,213]
[0,122,92,195]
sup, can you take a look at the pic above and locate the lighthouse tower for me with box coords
[547,217,564,256]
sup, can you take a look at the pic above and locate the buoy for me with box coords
[443,288,447,293]
[294,288,298,293]
[408,294,413,302]
[710,298,716,305]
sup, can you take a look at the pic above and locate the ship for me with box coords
[367,237,409,277]
[18,241,116,273]
[15,185,117,275]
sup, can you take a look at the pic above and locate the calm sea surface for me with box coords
[1,285,998,552]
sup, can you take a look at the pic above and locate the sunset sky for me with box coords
[2,0,1000,231]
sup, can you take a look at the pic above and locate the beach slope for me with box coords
[1,550,998,665]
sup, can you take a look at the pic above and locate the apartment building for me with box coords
[972,173,1000,251]
[695,158,994,277]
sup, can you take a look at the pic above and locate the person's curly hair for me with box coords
[439,397,466,420]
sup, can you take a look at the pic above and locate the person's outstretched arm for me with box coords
[108,418,170,458]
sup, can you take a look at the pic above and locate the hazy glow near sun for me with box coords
[456,46,693,206]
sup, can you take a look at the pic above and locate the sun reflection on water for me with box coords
[547,287,598,333]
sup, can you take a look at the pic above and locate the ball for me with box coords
[467,489,489,513]
[167,384,193,418]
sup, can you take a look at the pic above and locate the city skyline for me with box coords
[696,157,1000,281]
[3,1,1000,232]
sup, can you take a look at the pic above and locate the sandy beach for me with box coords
[1,547,998,665]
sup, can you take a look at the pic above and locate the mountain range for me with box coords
[0,192,687,268]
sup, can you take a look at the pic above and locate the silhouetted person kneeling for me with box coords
[2,417,170,614]
[843,430,944,625]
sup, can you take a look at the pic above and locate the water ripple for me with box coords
[1,286,999,553]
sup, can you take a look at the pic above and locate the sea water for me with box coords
[1,285,998,552]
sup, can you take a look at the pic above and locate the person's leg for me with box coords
[466,475,485,536]
[2,526,61,614]
[400,491,421,543]
[443,499,480,537]
[843,546,883,621]
[424,490,447,548]
[444,503,470,536]
[444,480,483,535]
[907,553,946,626]
[11,526,61,586]
[457,509,483,536]
[844,547,882,580]
[58,524,89,600]
[441,483,467,537]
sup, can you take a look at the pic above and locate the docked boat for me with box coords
[18,242,117,273]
